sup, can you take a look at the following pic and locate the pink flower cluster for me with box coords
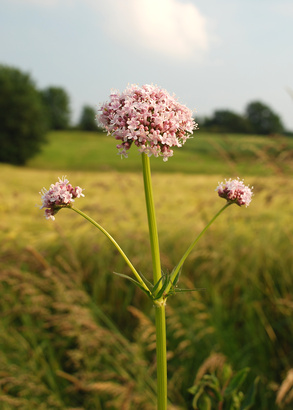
[40,177,84,220]
[216,178,253,207]
[97,84,197,161]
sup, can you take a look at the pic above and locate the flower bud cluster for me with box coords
[216,178,253,207]
[97,84,197,161]
[40,177,84,220]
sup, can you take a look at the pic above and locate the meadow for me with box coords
[1,131,293,409]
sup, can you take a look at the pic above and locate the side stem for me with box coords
[166,202,231,295]
[70,206,150,295]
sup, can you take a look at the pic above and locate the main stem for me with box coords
[141,154,167,410]
[141,154,161,285]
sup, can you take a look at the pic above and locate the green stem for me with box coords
[70,206,151,295]
[166,202,231,295]
[141,154,162,286]
[141,153,167,410]
[155,304,167,410]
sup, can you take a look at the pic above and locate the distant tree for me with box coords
[41,86,71,130]
[78,105,98,131]
[204,110,251,133]
[245,101,284,135]
[0,65,48,165]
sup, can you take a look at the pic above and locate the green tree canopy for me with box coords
[203,110,251,133]
[78,105,98,131]
[41,86,71,130]
[0,65,48,165]
[245,101,284,135]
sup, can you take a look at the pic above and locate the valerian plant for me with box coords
[40,84,253,410]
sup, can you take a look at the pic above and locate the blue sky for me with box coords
[1,0,293,130]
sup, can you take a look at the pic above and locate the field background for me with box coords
[1,131,293,409]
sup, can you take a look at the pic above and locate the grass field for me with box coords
[27,130,293,176]
[1,131,293,409]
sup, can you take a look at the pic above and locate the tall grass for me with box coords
[1,132,293,408]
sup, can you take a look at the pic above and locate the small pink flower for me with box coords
[216,178,253,207]
[97,84,198,161]
[40,176,84,220]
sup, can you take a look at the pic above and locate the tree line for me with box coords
[198,103,285,135]
[0,65,100,165]
[0,64,290,165]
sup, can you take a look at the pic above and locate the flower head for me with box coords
[97,84,197,161]
[40,177,84,220]
[216,178,253,207]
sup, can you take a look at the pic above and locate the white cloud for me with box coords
[13,0,209,60]
[91,0,209,60]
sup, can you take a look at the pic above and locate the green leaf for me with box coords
[191,385,205,409]
[113,272,151,296]
[151,275,166,295]
[137,271,153,288]
[174,287,206,294]
[188,385,198,395]
[240,376,259,410]
[224,368,250,396]
[200,395,212,410]
[153,275,169,299]
[222,363,233,384]
[202,375,222,401]
[170,267,182,287]
[190,376,222,403]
